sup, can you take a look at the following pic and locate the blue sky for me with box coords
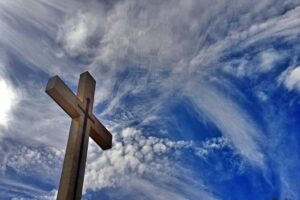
[0,0,300,199]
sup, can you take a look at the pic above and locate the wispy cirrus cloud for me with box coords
[185,83,265,168]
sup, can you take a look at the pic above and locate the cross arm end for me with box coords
[45,75,80,118]
[90,117,112,150]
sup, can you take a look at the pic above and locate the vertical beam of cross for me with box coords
[45,72,112,200]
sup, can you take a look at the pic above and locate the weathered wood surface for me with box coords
[45,71,112,200]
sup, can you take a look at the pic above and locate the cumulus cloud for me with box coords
[83,127,219,199]
[195,136,231,158]
[84,127,191,189]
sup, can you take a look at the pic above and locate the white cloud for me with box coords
[3,81,71,149]
[57,10,104,57]
[256,91,269,102]
[84,127,192,190]
[280,66,300,92]
[0,0,88,81]
[0,141,63,184]
[61,14,90,56]
[0,65,20,130]
[236,5,300,47]
[259,49,281,72]
[195,136,231,158]
[0,138,61,199]
[83,127,218,199]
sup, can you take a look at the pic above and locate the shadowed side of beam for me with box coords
[56,116,84,200]
[73,71,96,200]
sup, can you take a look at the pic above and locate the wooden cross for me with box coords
[45,71,112,200]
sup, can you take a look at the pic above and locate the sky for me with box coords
[0,0,300,199]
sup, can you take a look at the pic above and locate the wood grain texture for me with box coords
[45,71,112,200]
